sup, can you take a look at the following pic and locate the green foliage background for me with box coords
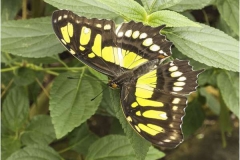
[1,0,239,160]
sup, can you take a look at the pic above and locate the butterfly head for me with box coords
[108,80,119,89]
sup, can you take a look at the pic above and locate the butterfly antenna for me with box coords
[91,86,109,101]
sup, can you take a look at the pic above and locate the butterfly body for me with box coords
[109,59,160,88]
[52,10,203,148]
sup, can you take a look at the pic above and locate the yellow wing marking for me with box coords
[147,124,165,132]
[135,87,153,98]
[136,111,141,116]
[102,47,120,65]
[138,124,159,136]
[92,34,102,57]
[136,97,164,107]
[121,50,147,69]
[131,102,138,108]
[137,70,157,88]
[61,22,73,43]
[142,110,168,120]
[88,53,95,58]
[80,26,91,45]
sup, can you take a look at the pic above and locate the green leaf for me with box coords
[109,118,125,134]
[109,89,151,160]
[21,115,56,146]
[86,135,137,160]
[87,67,108,83]
[216,17,238,40]
[199,88,220,115]
[1,136,21,160]
[2,87,29,132]
[215,0,239,36]
[1,0,22,22]
[49,70,102,138]
[148,10,200,27]
[172,47,209,70]
[6,145,62,160]
[69,123,99,155]
[141,0,183,13]
[98,0,147,22]
[145,146,165,160]
[13,68,36,86]
[198,68,219,86]
[182,98,205,138]
[217,71,239,118]
[1,17,65,58]
[165,24,239,72]
[169,0,213,12]
[44,0,119,19]
[86,135,164,160]
[99,87,117,117]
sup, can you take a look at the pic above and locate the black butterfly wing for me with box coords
[121,59,203,148]
[115,21,172,69]
[52,10,118,76]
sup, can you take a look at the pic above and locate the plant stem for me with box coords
[22,0,27,19]
[1,66,20,72]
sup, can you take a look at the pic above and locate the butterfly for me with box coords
[52,10,203,148]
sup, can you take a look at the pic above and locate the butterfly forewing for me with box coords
[115,21,172,69]
[121,59,203,148]
[52,10,119,76]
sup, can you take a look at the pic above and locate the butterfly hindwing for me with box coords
[121,59,203,148]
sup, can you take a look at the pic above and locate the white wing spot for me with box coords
[172,106,178,111]
[142,38,153,46]
[139,33,147,39]
[84,27,90,34]
[150,44,160,51]
[69,49,76,54]
[58,16,62,21]
[61,39,67,45]
[96,24,102,28]
[104,24,111,30]
[132,31,140,39]
[163,139,171,142]
[159,113,168,120]
[63,14,68,18]
[125,30,132,37]
[169,66,178,72]
[126,116,132,122]
[173,87,183,91]
[135,125,141,132]
[172,98,181,104]
[178,76,187,81]
[171,71,183,77]
[174,82,185,86]
[117,32,124,37]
